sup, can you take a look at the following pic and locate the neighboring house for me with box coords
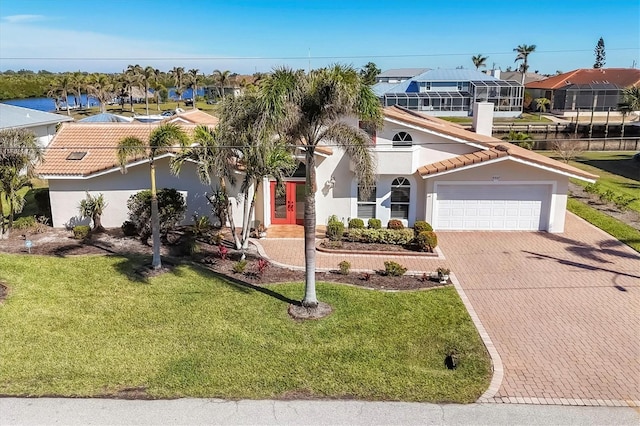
[526,68,640,117]
[373,69,523,117]
[491,70,546,85]
[375,68,430,83]
[39,104,597,234]
[203,85,242,100]
[78,113,133,123]
[0,103,74,147]
[162,108,220,126]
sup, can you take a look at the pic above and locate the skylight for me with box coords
[66,151,87,160]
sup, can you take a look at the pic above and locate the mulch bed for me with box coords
[0,228,448,292]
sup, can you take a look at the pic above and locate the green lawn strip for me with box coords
[567,198,640,252]
[539,151,640,214]
[0,254,490,402]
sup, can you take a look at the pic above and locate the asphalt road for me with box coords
[1,398,639,426]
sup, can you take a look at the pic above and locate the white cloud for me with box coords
[0,21,264,73]
[1,14,47,23]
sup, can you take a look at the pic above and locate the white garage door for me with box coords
[435,184,550,231]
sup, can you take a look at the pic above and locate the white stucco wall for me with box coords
[47,157,220,229]
[27,123,59,148]
[423,159,569,232]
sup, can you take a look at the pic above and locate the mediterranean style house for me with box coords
[373,68,523,118]
[526,68,640,117]
[38,104,597,233]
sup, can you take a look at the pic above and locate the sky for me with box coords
[0,0,638,75]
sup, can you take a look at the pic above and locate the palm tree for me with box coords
[621,86,640,112]
[71,71,87,108]
[0,128,43,232]
[535,97,551,119]
[79,192,107,232]
[471,54,488,70]
[259,64,382,308]
[169,66,186,103]
[212,69,231,99]
[187,68,200,109]
[49,74,73,115]
[514,44,537,84]
[87,73,115,113]
[134,66,156,116]
[124,65,143,112]
[117,123,189,269]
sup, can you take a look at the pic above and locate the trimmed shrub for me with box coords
[413,220,433,236]
[232,260,248,273]
[13,216,36,230]
[338,260,351,275]
[72,225,91,240]
[326,221,345,241]
[383,261,407,276]
[121,221,137,237]
[327,214,341,224]
[387,219,404,230]
[344,228,414,245]
[348,218,365,229]
[126,188,186,242]
[180,236,200,256]
[416,230,438,252]
[368,218,382,229]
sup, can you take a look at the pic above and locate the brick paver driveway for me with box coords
[438,214,640,404]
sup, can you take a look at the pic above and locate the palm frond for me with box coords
[320,122,376,197]
[116,136,146,172]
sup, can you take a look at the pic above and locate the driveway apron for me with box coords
[437,213,640,405]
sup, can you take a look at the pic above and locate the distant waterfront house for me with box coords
[0,103,74,147]
[526,68,640,118]
[373,68,523,117]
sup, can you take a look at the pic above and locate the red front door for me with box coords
[270,181,304,225]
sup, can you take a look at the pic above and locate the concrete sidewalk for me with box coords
[2,398,639,426]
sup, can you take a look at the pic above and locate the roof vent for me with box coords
[66,151,87,160]
[495,144,510,152]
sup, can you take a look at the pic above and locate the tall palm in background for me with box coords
[87,73,115,113]
[124,65,143,112]
[71,71,87,108]
[117,123,189,269]
[139,66,157,115]
[48,74,73,115]
[212,69,231,99]
[514,44,536,84]
[259,64,382,307]
[187,68,200,109]
[170,66,186,104]
[0,129,42,232]
[472,54,488,70]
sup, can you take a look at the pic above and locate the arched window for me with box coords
[392,131,412,147]
[390,177,410,220]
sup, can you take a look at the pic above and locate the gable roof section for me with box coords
[377,68,430,79]
[163,108,220,126]
[526,68,640,90]
[384,106,597,182]
[0,103,74,130]
[37,122,199,178]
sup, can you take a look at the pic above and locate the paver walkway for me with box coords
[255,214,640,406]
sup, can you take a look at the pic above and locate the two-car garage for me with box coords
[433,183,552,231]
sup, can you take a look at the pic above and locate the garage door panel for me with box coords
[435,184,550,231]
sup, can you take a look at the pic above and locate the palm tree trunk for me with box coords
[150,162,162,269]
[145,82,150,116]
[0,195,5,236]
[302,150,318,308]
[193,84,197,109]
[93,213,104,232]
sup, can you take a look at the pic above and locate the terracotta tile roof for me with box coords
[526,68,640,90]
[37,122,199,177]
[384,106,598,181]
[164,108,220,125]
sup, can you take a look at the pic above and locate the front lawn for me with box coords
[0,254,491,402]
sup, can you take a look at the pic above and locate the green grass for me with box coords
[540,151,640,214]
[0,254,491,402]
[567,198,640,252]
[67,101,219,121]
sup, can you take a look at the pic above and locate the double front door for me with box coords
[270,181,305,225]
